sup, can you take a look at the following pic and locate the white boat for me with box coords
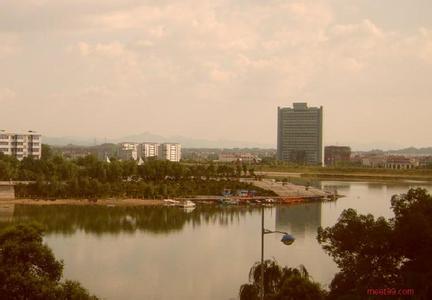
[178,200,196,208]
[163,199,180,206]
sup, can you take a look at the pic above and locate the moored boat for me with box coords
[163,199,180,206]
[178,200,196,208]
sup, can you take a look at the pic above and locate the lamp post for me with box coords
[260,206,295,300]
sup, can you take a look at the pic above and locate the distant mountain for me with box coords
[354,147,432,156]
[387,147,432,156]
[43,136,99,146]
[115,132,274,148]
[44,132,274,148]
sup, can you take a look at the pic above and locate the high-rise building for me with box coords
[0,131,42,160]
[138,143,160,159]
[277,103,323,165]
[159,143,181,162]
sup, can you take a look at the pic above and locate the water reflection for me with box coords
[275,203,322,239]
[2,181,431,300]
[8,205,264,236]
[0,204,14,222]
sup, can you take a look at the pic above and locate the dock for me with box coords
[249,179,327,198]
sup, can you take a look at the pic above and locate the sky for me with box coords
[1,0,432,150]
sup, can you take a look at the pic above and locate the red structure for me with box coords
[324,146,351,166]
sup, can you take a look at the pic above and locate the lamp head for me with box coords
[281,234,295,246]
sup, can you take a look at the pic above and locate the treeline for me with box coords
[0,146,271,199]
[0,149,256,182]
[15,178,273,199]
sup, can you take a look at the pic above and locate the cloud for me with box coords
[0,0,432,146]
[0,88,16,103]
[0,34,19,58]
[78,41,127,58]
[417,27,432,63]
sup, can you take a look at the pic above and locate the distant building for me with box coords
[324,146,351,166]
[419,156,432,168]
[117,142,181,162]
[118,143,138,160]
[0,131,42,160]
[138,143,160,159]
[59,148,92,160]
[361,156,386,168]
[159,143,181,162]
[277,103,323,165]
[384,156,418,170]
[218,152,261,163]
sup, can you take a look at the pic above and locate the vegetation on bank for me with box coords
[0,223,98,300]
[0,146,273,199]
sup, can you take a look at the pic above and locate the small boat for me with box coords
[218,198,239,205]
[178,200,196,208]
[164,199,180,206]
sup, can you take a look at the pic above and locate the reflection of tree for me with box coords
[11,205,262,235]
[239,259,326,300]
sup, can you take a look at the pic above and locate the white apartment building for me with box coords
[138,143,160,159]
[118,143,138,160]
[0,131,42,160]
[159,143,181,162]
[118,142,181,162]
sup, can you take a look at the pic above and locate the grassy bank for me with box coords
[299,172,432,182]
[255,165,432,181]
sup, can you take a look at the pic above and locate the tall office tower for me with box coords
[138,143,160,159]
[159,143,181,162]
[0,131,42,160]
[277,103,323,165]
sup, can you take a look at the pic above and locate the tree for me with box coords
[0,223,99,300]
[239,259,326,300]
[391,188,432,298]
[317,209,399,299]
[41,144,54,160]
[317,188,432,299]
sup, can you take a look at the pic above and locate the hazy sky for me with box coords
[1,0,432,150]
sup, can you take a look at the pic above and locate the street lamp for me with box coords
[260,206,295,300]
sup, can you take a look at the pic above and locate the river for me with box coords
[3,180,432,300]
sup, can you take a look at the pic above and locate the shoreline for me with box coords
[0,195,331,207]
[0,198,164,206]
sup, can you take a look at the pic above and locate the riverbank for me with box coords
[0,198,164,206]
[0,196,329,206]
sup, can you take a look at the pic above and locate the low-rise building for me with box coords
[0,130,42,160]
[324,146,351,166]
[218,153,261,163]
[118,143,138,160]
[419,156,432,168]
[384,156,418,170]
[361,156,386,168]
